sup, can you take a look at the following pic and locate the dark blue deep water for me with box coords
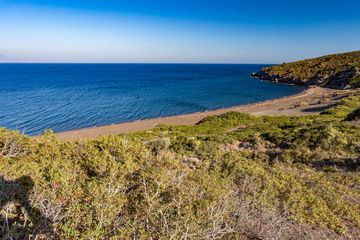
[0,64,303,135]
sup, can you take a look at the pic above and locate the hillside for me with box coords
[1,91,359,239]
[252,51,360,89]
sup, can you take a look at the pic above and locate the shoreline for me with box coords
[55,86,346,141]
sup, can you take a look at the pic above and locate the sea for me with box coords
[0,64,304,135]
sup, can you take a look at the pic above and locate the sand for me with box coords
[55,87,350,141]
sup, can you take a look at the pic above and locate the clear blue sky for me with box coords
[0,0,359,63]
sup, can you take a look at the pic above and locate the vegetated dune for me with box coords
[252,50,360,89]
[1,91,359,239]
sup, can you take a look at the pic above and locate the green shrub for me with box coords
[1,94,359,239]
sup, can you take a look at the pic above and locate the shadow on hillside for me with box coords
[298,157,359,172]
[301,104,335,113]
[0,176,55,239]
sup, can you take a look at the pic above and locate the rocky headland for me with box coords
[252,50,360,89]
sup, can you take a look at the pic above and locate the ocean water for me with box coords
[0,64,304,135]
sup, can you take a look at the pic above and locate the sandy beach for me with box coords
[55,87,349,140]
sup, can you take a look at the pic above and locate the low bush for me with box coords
[1,93,359,239]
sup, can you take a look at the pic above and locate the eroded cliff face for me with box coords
[252,51,360,89]
[253,67,359,89]
[252,71,306,86]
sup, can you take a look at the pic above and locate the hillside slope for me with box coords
[1,91,359,239]
[253,51,360,89]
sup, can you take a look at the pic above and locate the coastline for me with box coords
[55,86,348,140]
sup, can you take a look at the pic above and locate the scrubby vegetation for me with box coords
[1,92,360,239]
[254,51,360,89]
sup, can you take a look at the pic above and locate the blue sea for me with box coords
[0,64,303,135]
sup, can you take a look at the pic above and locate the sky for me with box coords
[0,0,360,63]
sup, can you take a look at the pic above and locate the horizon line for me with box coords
[0,62,276,65]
